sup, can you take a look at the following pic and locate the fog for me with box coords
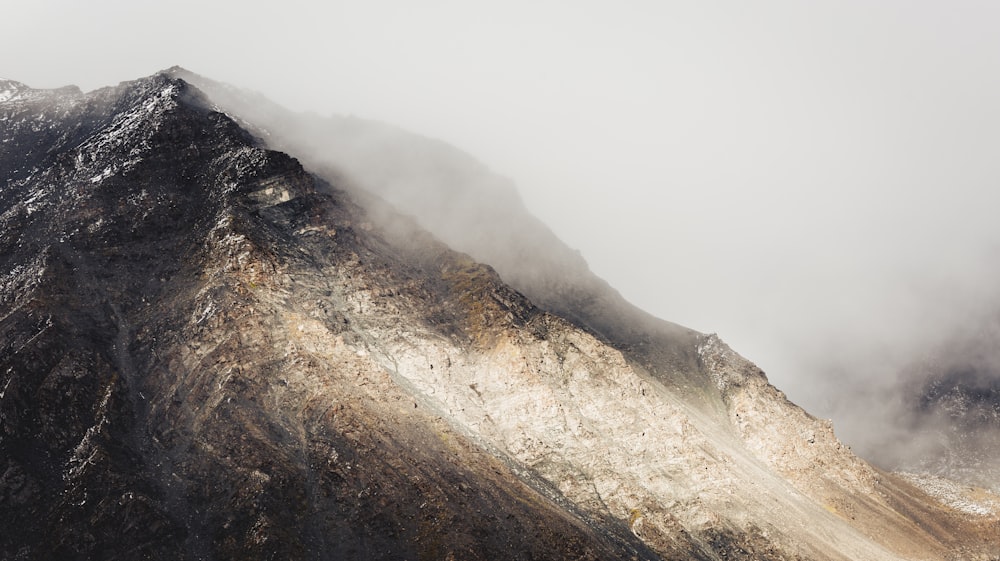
[7,1,1000,466]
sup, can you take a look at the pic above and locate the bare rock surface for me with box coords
[1,70,998,560]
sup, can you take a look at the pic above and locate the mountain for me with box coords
[884,318,1000,492]
[172,65,1000,537]
[1,70,998,560]
[163,67,706,391]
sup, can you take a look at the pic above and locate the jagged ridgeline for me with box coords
[1,71,998,560]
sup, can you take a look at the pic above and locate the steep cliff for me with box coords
[1,71,997,560]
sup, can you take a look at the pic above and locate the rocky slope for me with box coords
[1,71,998,560]
[890,320,1000,492]
[166,67,707,393]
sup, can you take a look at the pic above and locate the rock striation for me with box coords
[1,70,998,560]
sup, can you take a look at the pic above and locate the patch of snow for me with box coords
[899,472,1000,516]
[0,79,24,102]
[90,166,114,183]
[0,372,12,401]
[195,300,216,324]
[127,189,149,206]
[23,186,48,215]
[87,218,105,234]
[65,382,115,482]
[75,84,179,171]
[0,256,48,308]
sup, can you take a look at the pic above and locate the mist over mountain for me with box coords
[165,67,707,392]
[167,68,1000,486]
[1,70,998,560]
[9,3,1000,496]
[887,315,1000,491]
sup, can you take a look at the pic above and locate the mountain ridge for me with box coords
[1,69,997,560]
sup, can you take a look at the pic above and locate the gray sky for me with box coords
[7,1,1000,435]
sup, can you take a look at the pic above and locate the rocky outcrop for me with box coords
[896,333,1000,492]
[1,70,998,560]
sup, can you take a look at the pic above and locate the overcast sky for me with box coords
[7,1,1000,430]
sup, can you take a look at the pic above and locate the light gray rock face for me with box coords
[2,69,999,560]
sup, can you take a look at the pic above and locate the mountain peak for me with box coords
[0,78,85,101]
[0,77,27,89]
[0,79,26,102]
[2,69,998,560]
[160,64,198,81]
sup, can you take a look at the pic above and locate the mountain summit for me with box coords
[1,70,997,560]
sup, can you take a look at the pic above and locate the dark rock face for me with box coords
[0,75,655,560]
